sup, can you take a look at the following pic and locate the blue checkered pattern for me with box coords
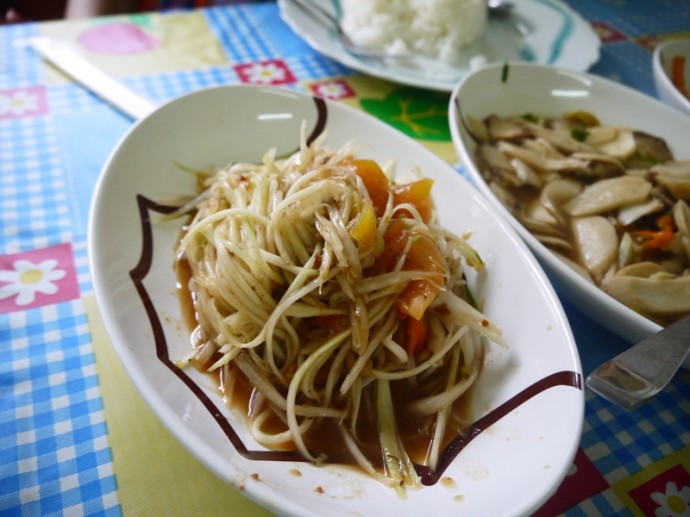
[72,240,92,298]
[125,67,238,105]
[45,83,119,118]
[0,24,42,89]
[590,41,658,98]
[0,301,119,516]
[583,378,690,479]
[206,3,307,62]
[1,13,118,515]
[0,116,75,254]
[562,377,690,516]
[572,0,690,37]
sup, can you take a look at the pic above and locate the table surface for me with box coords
[1,1,690,515]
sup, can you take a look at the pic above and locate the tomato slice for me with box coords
[397,232,446,320]
[369,218,407,274]
[392,178,434,222]
[405,315,428,356]
[349,159,390,217]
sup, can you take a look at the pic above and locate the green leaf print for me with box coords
[360,87,451,142]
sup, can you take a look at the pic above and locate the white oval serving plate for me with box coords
[278,0,600,92]
[90,84,583,516]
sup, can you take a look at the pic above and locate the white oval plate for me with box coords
[90,85,583,516]
[278,0,600,92]
[449,62,690,363]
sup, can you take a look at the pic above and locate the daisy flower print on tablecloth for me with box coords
[0,87,49,119]
[234,59,296,85]
[0,243,80,313]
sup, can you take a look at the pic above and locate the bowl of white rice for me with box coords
[340,0,487,62]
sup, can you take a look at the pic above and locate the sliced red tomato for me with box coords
[392,178,435,222]
[404,314,428,356]
[349,159,390,217]
[397,232,446,320]
[369,218,408,274]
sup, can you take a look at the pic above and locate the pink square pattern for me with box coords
[234,59,297,85]
[0,86,49,120]
[0,243,80,314]
[628,464,690,516]
[533,448,610,516]
[310,79,356,100]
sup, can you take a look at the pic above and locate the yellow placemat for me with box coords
[85,297,274,516]
[40,11,227,83]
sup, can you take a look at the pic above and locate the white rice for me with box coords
[340,0,487,62]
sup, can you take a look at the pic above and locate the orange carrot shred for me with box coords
[671,55,689,99]
[630,214,676,250]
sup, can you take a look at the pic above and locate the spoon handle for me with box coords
[586,315,690,410]
[30,36,156,121]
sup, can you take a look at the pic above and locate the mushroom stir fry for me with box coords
[468,111,690,327]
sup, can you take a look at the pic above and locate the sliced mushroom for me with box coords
[540,179,582,225]
[478,144,521,187]
[480,144,513,170]
[673,200,690,262]
[570,152,625,177]
[552,250,594,283]
[511,158,542,188]
[584,125,618,146]
[659,257,686,275]
[571,215,619,279]
[527,123,596,154]
[563,176,652,217]
[527,199,560,227]
[618,232,642,268]
[523,137,566,159]
[629,131,674,165]
[517,211,563,237]
[603,269,690,314]
[651,160,690,200]
[611,261,666,278]
[465,114,489,142]
[656,176,690,201]
[474,111,689,325]
[591,127,636,159]
[497,141,588,172]
[651,160,690,178]
[486,115,531,141]
[535,234,574,253]
[617,198,664,226]
[673,199,690,235]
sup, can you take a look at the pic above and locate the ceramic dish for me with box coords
[449,62,690,365]
[277,0,600,92]
[89,85,583,516]
[653,38,690,116]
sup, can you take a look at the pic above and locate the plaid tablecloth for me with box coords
[1,1,689,515]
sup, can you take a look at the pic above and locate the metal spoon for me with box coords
[586,315,690,410]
